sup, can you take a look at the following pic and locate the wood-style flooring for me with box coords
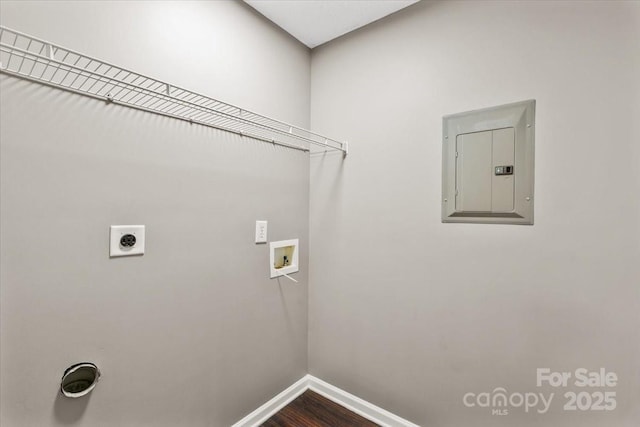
[261,390,379,427]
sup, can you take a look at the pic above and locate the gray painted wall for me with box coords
[3,1,640,426]
[0,1,310,426]
[309,1,640,426]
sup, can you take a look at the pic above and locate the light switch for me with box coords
[442,100,535,225]
[255,220,267,243]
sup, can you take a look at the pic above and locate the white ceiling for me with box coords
[244,0,419,49]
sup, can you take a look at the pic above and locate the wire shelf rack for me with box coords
[0,26,348,155]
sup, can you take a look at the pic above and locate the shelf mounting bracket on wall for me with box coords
[0,26,349,156]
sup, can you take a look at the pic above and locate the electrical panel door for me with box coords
[442,100,535,225]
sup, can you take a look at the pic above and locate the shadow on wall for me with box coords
[53,389,92,424]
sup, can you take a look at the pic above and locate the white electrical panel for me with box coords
[456,128,515,212]
[442,100,535,225]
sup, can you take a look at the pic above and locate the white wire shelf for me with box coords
[0,26,348,156]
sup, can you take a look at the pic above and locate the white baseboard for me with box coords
[307,375,420,427]
[230,375,308,427]
[231,374,420,427]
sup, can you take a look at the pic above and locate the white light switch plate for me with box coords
[255,220,267,243]
[110,225,145,257]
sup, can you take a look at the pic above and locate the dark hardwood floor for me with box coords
[261,390,379,427]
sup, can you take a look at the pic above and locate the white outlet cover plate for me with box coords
[110,225,145,257]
